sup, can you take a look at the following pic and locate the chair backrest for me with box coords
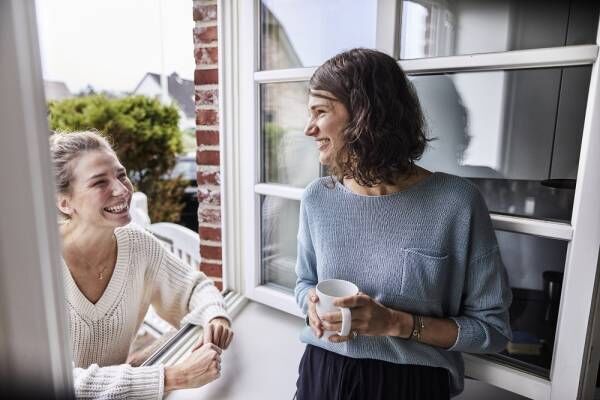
[130,192,151,228]
[148,222,201,269]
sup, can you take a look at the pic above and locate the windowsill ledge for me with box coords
[163,300,306,400]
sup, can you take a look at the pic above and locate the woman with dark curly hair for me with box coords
[294,48,512,399]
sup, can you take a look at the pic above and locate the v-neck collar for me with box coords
[63,228,130,320]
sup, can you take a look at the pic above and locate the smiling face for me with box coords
[304,90,350,166]
[57,150,133,229]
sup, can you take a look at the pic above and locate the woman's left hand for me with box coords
[193,317,234,350]
[321,293,407,343]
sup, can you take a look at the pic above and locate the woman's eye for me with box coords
[93,180,106,187]
[118,173,127,181]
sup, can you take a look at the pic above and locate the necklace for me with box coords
[97,264,109,280]
[67,234,117,280]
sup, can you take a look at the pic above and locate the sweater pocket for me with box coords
[400,248,449,305]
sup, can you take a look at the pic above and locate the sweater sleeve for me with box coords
[294,197,318,315]
[448,190,512,353]
[150,238,230,328]
[73,363,164,399]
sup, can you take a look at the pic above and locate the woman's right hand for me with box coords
[164,343,222,392]
[307,288,323,338]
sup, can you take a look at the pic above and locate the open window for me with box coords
[230,1,600,398]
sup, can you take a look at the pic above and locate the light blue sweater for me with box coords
[295,173,512,396]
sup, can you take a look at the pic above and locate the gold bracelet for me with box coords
[411,315,425,341]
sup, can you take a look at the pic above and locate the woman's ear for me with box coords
[57,195,73,217]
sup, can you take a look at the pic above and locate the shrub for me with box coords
[48,95,188,223]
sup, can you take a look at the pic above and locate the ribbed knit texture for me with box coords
[295,173,512,397]
[64,225,229,399]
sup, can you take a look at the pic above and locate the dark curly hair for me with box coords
[309,48,430,186]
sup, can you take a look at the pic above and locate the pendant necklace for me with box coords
[70,234,116,280]
[97,264,109,280]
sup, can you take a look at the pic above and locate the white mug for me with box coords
[316,279,359,339]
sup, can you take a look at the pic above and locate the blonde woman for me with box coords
[50,131,233,398]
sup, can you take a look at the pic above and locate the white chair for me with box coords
[147,222,201,269]
[129,192,151,229]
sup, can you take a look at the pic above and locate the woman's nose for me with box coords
[304,119,317,137]
[112,179,129,196]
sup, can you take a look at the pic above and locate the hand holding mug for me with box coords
[321,292,408,343]
[306,288,324,338]
[314,279,359,340]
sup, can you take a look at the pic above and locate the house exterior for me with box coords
[133,72,196,131]
[43,80,71,101]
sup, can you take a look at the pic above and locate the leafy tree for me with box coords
[48,95,188,223]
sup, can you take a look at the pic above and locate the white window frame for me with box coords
[0,0,73,397]
[227,1,600,398]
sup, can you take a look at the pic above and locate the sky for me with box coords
[35,0,374,92]
[35,0,195,94]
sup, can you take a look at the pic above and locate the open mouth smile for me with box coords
[316,138,331,150]
[104,202,129,214]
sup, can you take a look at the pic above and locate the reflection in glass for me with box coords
[261,196,299,290]
[261,82,320,187]
[486,231,567,377]
[412,66,591,221]
[260,0,377,70]
[400,0,599,59]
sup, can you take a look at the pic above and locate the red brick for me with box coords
[194,68,218,85]
[199,208,221,224]
[194,26,218,43]
[214,281,223,291]
[201,244,222,260]
[196,109,218,125]
[194,47,219,65]
[197,170,220,185]
[199,226,221,241]
[196,130,220,146]
[196,150,220,165]
[198,188,220,206]
[196,89,218,105]
[200,261,222,277]
[193,4,217,22]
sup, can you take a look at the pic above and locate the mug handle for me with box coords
[337,307,352,337]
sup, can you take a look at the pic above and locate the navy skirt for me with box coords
[295,345,450,400]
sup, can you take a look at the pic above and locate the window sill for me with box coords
[154,299,306,400]
[142,291,248,368]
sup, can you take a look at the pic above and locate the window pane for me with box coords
[261,196,299,290]
[412,66,591,221]
[485,230,567,377]
[260,0,378,70]
[400,0,599,59]
[261,82,320,187]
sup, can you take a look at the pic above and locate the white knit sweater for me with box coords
[63,225,229,399]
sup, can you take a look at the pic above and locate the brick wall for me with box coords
[193,0,222,290]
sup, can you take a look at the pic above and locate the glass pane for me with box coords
[484,230,567,377]
[261,196,299,290]
[261,82,320,187]
[260,0,378,70]
[412,66,591,221]
[400,0,600,59]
